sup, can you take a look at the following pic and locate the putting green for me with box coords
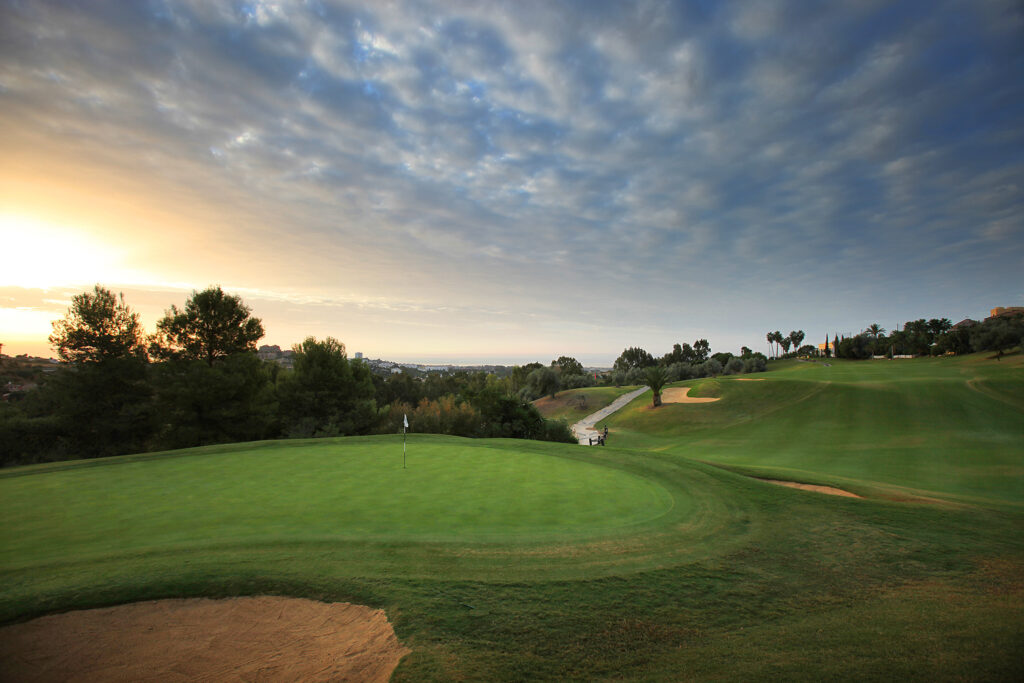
[0,436,758,587]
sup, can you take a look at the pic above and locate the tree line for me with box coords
[0,285,575,467]
[821,315,1023,359]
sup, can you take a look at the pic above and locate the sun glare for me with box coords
[0,213,126,289]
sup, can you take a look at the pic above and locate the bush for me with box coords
[409,395,481,437]
[702,359,723,377]
[724,357,745,375]
[625,367,648,385]
[561,373,595,390]
[0,410,68,466]
[539,419,576,444]
[970,315,1024,353]
[743,356,767,373]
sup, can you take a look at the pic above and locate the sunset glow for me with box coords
[1,1,1021,363]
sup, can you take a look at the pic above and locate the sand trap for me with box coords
[660,387,720,403]
[735,378,764,381]
[0,596,410,683]
[762,479,861,498]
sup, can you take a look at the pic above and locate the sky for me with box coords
[1,0,1022,366]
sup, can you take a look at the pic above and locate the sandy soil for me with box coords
[0,597,410,683]
[660,387,720,403]
[734,378,765,381]
[762,479,861,498]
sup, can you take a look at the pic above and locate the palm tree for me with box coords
[765,332,774,359]
[866,323,885,340]
[645,366,668,407]
[772,330,784,359]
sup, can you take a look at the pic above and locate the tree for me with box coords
[613,347,655,372]
[824,334,830,358]
[278,337,376,437]
[551,356,584,376]
[740,346,753,358]
[644,366,667,407]
[934,328,971,356]
[49,285,146,363]
[151,353,276,448]
[928,318,952,337]
[969,314,1024,354]
[788,330,804,352]
[692,339,711,363]
[711,352,733,367]
[866,323,885,340]
[766,332,775,359]
[836,333,872,360]
[152,286,264,365]
[662,343,685,366]
[527,366,560,399]
[510,362,543,393]
[42,286,153,457]
[780,337,791,355]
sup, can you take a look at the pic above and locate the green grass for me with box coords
[608,355,1024,507]
[1,354,1022,681]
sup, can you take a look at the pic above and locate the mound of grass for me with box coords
[532,385,638,422]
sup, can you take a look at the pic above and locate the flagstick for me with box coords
[403,426,407,469]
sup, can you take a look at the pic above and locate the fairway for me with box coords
[2,355,1022,681]
[607,355,1024,507]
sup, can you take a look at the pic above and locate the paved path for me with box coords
[571,386,649,445]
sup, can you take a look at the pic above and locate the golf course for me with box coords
[2,353,1022,680]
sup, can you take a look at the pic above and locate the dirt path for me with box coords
[0,597,410,683]
[571,386,649,444]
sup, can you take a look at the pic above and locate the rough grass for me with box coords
[532,385,639,422]
[1,354,1022,680]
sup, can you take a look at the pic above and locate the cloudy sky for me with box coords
[1,0,1022,365]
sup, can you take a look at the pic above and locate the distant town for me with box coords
[253,345,607,376]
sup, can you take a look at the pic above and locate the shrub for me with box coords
[724,357,745,375]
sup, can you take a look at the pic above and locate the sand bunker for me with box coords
[762,479,861,498]
[735,378,764,381]
[660,387,720,403]
[0,596,410,683]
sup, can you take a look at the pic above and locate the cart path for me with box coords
[571,387,649,445]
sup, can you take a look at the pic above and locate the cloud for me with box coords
[1,0,1021,360]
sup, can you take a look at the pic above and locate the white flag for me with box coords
[403,414,409,429]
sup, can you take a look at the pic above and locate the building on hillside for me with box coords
[257,345,283,361]
[951,318,978,330]
[256,345,295,369]
[987,307,1024,320]
[354,352,363,359]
